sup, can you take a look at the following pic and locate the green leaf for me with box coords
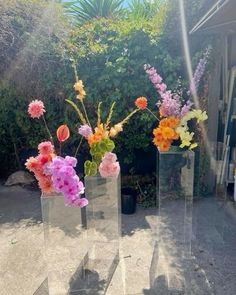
[92,152,103,164]
[65,99,87,124]
[84,160,98,176]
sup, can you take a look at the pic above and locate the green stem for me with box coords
[119,108,139,125]
[71,59,79,82]
[74,136,83,157]
[146,107,160,121]
[59,142,62,156]
[42,115,54,145]
[81,100,92,129]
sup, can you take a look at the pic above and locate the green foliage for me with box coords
[85,137,115,175]
[128,0,167,21]
[84,160,97,176]
[64,0,124,24]
[0,0,214,181]
[68,14,181,165]
[122,173,157,208]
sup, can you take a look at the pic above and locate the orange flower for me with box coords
[159,106,165,117]
[39,176,53,193]
[152,116,180,152]
[161,127,175,140]
[158,140,171,152]
[38,154,53,165]
[25,157,40,172]
[159,118,170,128]
[87,124,108,146]
[153,137,162,147]
[57,125,70,142]
[168,116,180,129]
[172,131,180,140]
[153,127,163,141]
[135,97,147,109]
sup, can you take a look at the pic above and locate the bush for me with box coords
[0,0,214,178]
[67,16,182,168]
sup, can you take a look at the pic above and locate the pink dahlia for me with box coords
[38,141,54,155]
[99,152,120,178]
[28,100,45,119]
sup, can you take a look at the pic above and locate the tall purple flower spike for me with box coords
[144,64,182,117]
[189,47,211,95]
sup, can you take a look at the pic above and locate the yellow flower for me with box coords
[190,143,198,149]
[109,127,117,138]
[192,109,208,122]
[74,80,86,101]
[114,123,123,133]
[109,123,123,138]
[176,126,187,137]
[76,89,86,101]
[178,130,194,148]
[74,80,84,92]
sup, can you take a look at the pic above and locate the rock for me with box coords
[5,171,35,186]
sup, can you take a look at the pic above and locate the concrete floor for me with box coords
[1,185,236,294]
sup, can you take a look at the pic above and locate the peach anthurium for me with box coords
[56,124,70,142]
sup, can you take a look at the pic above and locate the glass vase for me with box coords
[84,174,121,294]
[153,149,194,293]
[41,193,88,295]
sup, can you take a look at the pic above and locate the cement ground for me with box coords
[1,185,236,295]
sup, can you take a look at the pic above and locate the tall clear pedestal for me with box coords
[84,174,121,294]
[41,193,88,295]
[153,149,194,294]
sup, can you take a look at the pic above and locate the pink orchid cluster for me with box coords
[45,156,87,207]
[99,152,120,178]
[144,64,191,118]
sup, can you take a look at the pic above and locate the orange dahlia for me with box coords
[158,140,171,152]
[167,116,180,129]
[161,127,175,140]
[135,97,148,109]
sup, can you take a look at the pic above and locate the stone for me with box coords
[5,171,35,186]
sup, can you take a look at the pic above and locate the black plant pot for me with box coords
[121,187,136,215]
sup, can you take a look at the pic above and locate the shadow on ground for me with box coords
[121,206,155,236]
[0,185,42,225]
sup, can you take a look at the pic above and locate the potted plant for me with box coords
[121,186,137,214]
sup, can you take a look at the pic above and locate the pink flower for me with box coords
[38,141,54,155]
[65,156,77,167]
[99,152,120,178]
[47,156,87,208]
[25,154,53,194]
[151,75,162,84]
[28,100,45,119]
[102,152,117,163]
[158,83,167,92]
[71,197,88,208]
[78,124,92,138]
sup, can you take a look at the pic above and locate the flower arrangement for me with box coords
[25,100,87,208]
[66,63,145,177]
[143,51,209,152]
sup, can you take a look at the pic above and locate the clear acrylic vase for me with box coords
[153,149,194,293]
[84,174,121,294]
[41,193,88,295]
